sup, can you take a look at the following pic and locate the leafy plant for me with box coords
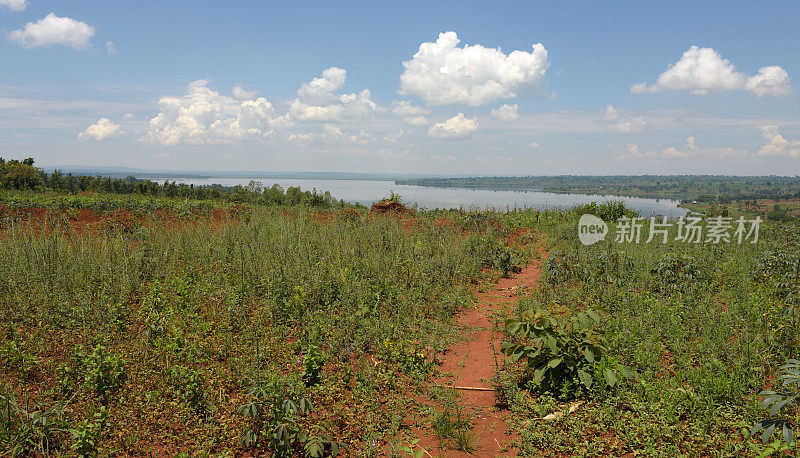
[0,389,68,456]
[169,366,208,418]
[400,438,426,458]
[301,344,325,388]
[84,345,126,404]
[502,308,632,397]
[651,253,702,285]
[431,406,475,453]
[70,406,108,457]
[753,359,800,449]
[238,379,341,456]
[0,340,38,380]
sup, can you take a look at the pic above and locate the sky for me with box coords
[1,0,799,175]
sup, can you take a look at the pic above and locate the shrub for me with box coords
[753,359,800,447]
[502,308,633,398]
[237,378,341,456]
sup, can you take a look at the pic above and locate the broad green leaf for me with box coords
[577,369,593,388]
[604,368,618,387]
[583,347,595,363]
[783,424,794,446]
[763,423,777,444]
[534,366,546,384]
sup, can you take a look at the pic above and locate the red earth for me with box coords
[414,240,546,457]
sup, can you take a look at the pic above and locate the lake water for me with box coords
[155,176,689,217]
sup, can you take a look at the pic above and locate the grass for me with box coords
[2,190,799,456]
[497,210,800,455]
[0,192,519,456]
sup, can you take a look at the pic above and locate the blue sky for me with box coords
[2,0,799,175]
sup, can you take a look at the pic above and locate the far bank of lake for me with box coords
[154,176,689,217]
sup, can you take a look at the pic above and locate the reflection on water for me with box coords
[154,177,689,218]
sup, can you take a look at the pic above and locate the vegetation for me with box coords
[3,159,800,456]
[1,157,350,209]
[496,208,800,455]
[0,186,519,456]
[397,175,800,203]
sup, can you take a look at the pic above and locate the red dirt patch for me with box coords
[414,238,547,457]
[370,200,409,214]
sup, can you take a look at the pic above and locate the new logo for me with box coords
[578,214,608,245]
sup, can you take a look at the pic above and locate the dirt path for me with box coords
[417,252,544,457]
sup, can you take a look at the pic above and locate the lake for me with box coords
[154,176,689,217]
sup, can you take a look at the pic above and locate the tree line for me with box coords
[0,157,349,208]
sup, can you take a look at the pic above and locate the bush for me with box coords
[502,308,633,398]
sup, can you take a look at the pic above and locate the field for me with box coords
[1,190,800,456]
[680,198,800,221]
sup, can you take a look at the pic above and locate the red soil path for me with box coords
[417,247,545,457]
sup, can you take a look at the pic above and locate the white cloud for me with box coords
[661,136,700,159]
[603,105,646,133]
[404,115,429,126]
[392,100,429,125]
[348,130,375,145]
[105,40,116,55]
[79,118,121,141]
[427,113,478,139]
[490,104,519,121]
[745,66,792,97]
[323,124,342,137]
[527,141,540,148]
[8,13,95,49]
[399,31,549,106]
[146,80,285,145]
[290,67,379,122]
[758,126,800,157]
[632,45,791,97]
[0,0,27,12]
[232,84,258,100]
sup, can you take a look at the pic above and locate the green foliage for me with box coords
[377,339,434,377]
[753,359,800,448]
[0,340,38,380]
[650,252,702,287]
[380,191,403,204]
[69,406,108,458]
[573,200,639,222]
[0,157,41,190]
[237,378,341,457]
[168,366,208,418]
[84,345,126,404]
[0,389,68,456]
[301,344,325,388]
[502,308,632,398]
[431,406,475,453]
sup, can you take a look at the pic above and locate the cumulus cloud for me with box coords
[79,118,122,141]
[427,113,478,139]
[490,104,519,121]
[232,84,258,100]
[146,80,285,145]
[290,67,379,122]
[758,126,800,157]
[603,105,646,133]
[323,124,342,138]
[632,45,791,97]
[8,13,95,49]
[0,0,27,12]
[392,100,429,125]
[661,136,700,159]
[105,40,116,55]
[527,141,540,148]
[399,31,549,106]
[745,66,792,97]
